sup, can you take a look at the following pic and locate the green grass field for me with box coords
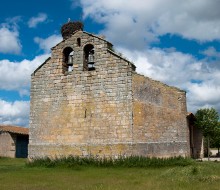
[0,157,220,190]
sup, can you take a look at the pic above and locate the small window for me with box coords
[63,47,74,72]
[77,38,81,47]
[83,44,95,71]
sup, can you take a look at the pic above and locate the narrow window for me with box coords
[85,108,87,118]
[77,38,81,47]
[63,47,74,73]
[83,44,95,71]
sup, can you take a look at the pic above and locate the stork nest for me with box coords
[61,21,84,39]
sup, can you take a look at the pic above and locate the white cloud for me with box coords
[0,99,29,127]
[0,26,21,54]
[0,54,50,95]
[202,47,220,58]
[28,13,48,28]
[187,82,220,113]
[77,0,220,49]
[188,82,220,104]
[119,47,204,87]
[34,34,62,53]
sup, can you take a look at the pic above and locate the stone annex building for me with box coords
[29,21,201,159]
[0,125,29,158]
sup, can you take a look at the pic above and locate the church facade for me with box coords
[28,22,190,158]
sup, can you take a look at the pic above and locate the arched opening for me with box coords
[77,38,81,47]
[63,47,74,72]
[83,44,95,71]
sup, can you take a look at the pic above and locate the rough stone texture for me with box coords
[132,74,190,157]
[0,132,16,157]
[29,30,190,158]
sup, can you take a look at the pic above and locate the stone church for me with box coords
[28,21,192,159]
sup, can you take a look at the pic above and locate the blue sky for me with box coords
[0,0,220,127]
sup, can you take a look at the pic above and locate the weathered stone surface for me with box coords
[29,30,190,159]
[0,132,16,158]
[132,74,190,157]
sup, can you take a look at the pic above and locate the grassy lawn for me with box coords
[0,158,220,190]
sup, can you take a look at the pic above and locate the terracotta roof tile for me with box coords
[0,125,29,135]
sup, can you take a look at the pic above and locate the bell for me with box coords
[88,52,94,63]
[67,55,73,65]
[68,65,73,72]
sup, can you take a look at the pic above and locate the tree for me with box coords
[194,108,219,160]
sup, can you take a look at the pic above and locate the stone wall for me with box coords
[132,74,190,157]
[29,31,134,158]
[0,132,16,158]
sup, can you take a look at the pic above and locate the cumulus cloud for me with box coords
[28,13,48,28]
[34,34,62,53]
[77,0,220,49]
[0,21,22,54]
[119,48,204,87]
[202,47,220,59]
[0,54,50,95]
[0,99,29,127]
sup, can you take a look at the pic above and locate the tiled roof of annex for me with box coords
[0,125,29,135]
